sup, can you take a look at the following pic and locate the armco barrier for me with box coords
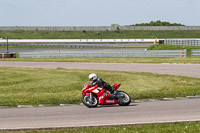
[191,49,200,56]
[0,39,155,44]
[164,39,200,46]
[18,50,187,58]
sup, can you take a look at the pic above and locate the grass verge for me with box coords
[1,57,200,64]
[1,122,200,133]
[1,30,200,39]
[0,67,200,106]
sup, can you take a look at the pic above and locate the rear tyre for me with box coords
[82,95,98,108]
[117,91,131,106]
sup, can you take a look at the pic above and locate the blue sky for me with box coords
[0,0,199,26]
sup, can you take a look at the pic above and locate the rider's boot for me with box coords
[104,83,118,99]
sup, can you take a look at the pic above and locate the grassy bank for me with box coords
[148,44,200,57]
[1,122,200,133]
[1,57,200,64]
[1,30,200,39]
[0,67,200,106]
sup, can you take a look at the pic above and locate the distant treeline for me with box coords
[132,20,184,26]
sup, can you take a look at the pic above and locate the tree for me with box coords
[132,20,184,26]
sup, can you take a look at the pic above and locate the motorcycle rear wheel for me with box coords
[82,95,98,108]
[117,91,131,106]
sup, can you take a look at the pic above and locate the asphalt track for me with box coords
[0,61,200,130]
[0,61,200,78]
[0,99,200,130]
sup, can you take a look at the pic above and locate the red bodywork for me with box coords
[82,82,121,105]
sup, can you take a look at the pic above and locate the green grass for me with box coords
[1,57,200,64]
[148,44,200,57]
[1,122,200,133]
[1,30,200,39]
[0,67,200,106]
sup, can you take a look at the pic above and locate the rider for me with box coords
[89,73,117,96]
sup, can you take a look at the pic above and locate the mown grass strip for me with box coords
[0,67,200,106]
[1,57,200,64]
[1,121,200,133]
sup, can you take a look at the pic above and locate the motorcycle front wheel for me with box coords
[82,95,98,108]
[117,91,131,106]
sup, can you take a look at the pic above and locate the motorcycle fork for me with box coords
[89,92,94,103]
[90,92,93,100]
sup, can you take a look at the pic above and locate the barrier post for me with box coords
[180,50,182,58]
[6,36,9,53]
[153,38,157,45]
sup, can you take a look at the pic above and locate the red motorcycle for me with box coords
[82,82,131,108]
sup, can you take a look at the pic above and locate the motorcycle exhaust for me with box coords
[116,92,125,98]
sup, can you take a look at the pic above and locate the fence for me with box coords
[19,50,187,58]
[191,49,200,56]
[1,26,200,31]
[164,39,200,46]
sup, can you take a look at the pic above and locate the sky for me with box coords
[0,0,199,26]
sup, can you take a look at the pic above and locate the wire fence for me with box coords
[1,26,200,31]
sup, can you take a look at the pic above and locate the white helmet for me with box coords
[89,73,97,82]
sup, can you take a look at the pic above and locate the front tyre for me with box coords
[82,95,98,108]
[117,91,131,106]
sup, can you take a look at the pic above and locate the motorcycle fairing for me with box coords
[99,93,118,105]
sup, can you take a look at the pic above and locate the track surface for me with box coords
[0,99,200,130]
[0,61,200,78]
[0,61,200,130]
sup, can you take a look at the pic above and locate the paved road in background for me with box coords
[0,98,200,130]
[0,61,200,78]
